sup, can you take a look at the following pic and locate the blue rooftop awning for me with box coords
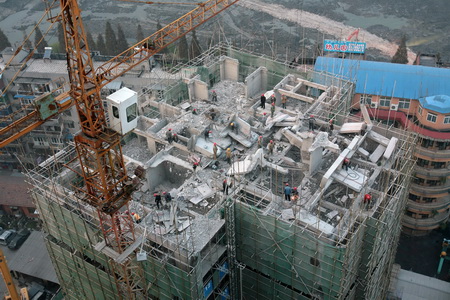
[14,94,35,99]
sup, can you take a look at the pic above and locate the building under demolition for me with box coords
[27,45,417,300]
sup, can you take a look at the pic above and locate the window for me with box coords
[112,106,119,119]
[65,121,75,129]
[33,137,47,146]
[398,99,410,109]
[126,103,137,122]
[51,137,62,145]
[427,113,437,123]
[360,95,372,104]
[421,138,433,148]
[416,158,429,167]
[444,116,450,124]
[379,97,391,107]
[418,106,422,115]
[20,98,33,106]
[431,161,445,169]
[408,193,419,201]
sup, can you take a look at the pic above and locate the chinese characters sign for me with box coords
[323,40,366,54]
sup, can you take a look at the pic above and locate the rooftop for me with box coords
[314,56,450,100]
[419,95,450,114]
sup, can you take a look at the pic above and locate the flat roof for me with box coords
[392,269,450,300]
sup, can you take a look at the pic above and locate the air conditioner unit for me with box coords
[390,104,398,111]
[370,102,378,108]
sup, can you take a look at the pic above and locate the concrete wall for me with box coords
[188,77,208,102]
[220,56,239,82]
[245,67,268,99]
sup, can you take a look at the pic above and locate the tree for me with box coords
[156,21,167,53]
[58,23,65,53]
[116,24,128,54]
[104,21,117,55]
[23,31,32,50]
[34,25,48,53]
[136,24,144,44]
[0,28,11,51]
[86,31,96,52]
[189,30,202,60]
[391,35,408,64]
[96,34,107,55]
[177,30,189,61]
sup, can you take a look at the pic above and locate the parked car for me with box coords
[8,229,30,250]
[0,230,16,245]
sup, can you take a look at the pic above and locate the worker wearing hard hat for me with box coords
[131,212,142,223]
[268,140,274,155]
[260,94,266,109]
[225,148,232,164]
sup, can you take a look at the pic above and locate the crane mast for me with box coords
[2,0,240,298]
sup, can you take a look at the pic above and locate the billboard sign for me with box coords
[323,40,366,54]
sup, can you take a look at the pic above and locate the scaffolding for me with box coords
[24,45,417,300]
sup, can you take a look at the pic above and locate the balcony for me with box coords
[409,182,450,196]
[402,211,450,231]
[415,146,450,160]
[407,198,450,212]
[414,165,450,177]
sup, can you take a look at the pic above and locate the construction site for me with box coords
[21,42,416,299]
[0,1,420,300]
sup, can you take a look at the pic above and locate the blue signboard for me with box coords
[204,279,213,298]
[323,40,366,54]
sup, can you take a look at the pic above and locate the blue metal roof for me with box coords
[314,57,450,100]
[419,95,450,114]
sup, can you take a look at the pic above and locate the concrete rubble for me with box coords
[116,61,403,252]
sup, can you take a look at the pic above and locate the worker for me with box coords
[329,119,334,134]
[172,133,179,143]
[166,128,173,143]
[204,129,211,141]
[270,102,275,118]
[230,122,238,134]
[258,135,263,148]
[223,179,229,195]
[281,94,287,109]
[163,191,172,203]
[131,212,142,223]
[154,193,162,209]
[363,193,372,209]
[270,94,276,104]
[260,94,266,109]
[342,158,350,171]
[213,142,218,160]
[308,115,315,132]
[192,108,198,115]
[225,148,232,164]
[193,161,199,172]
[268,140,274,155]
[211,90,217,102]
[284,183,292,201]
